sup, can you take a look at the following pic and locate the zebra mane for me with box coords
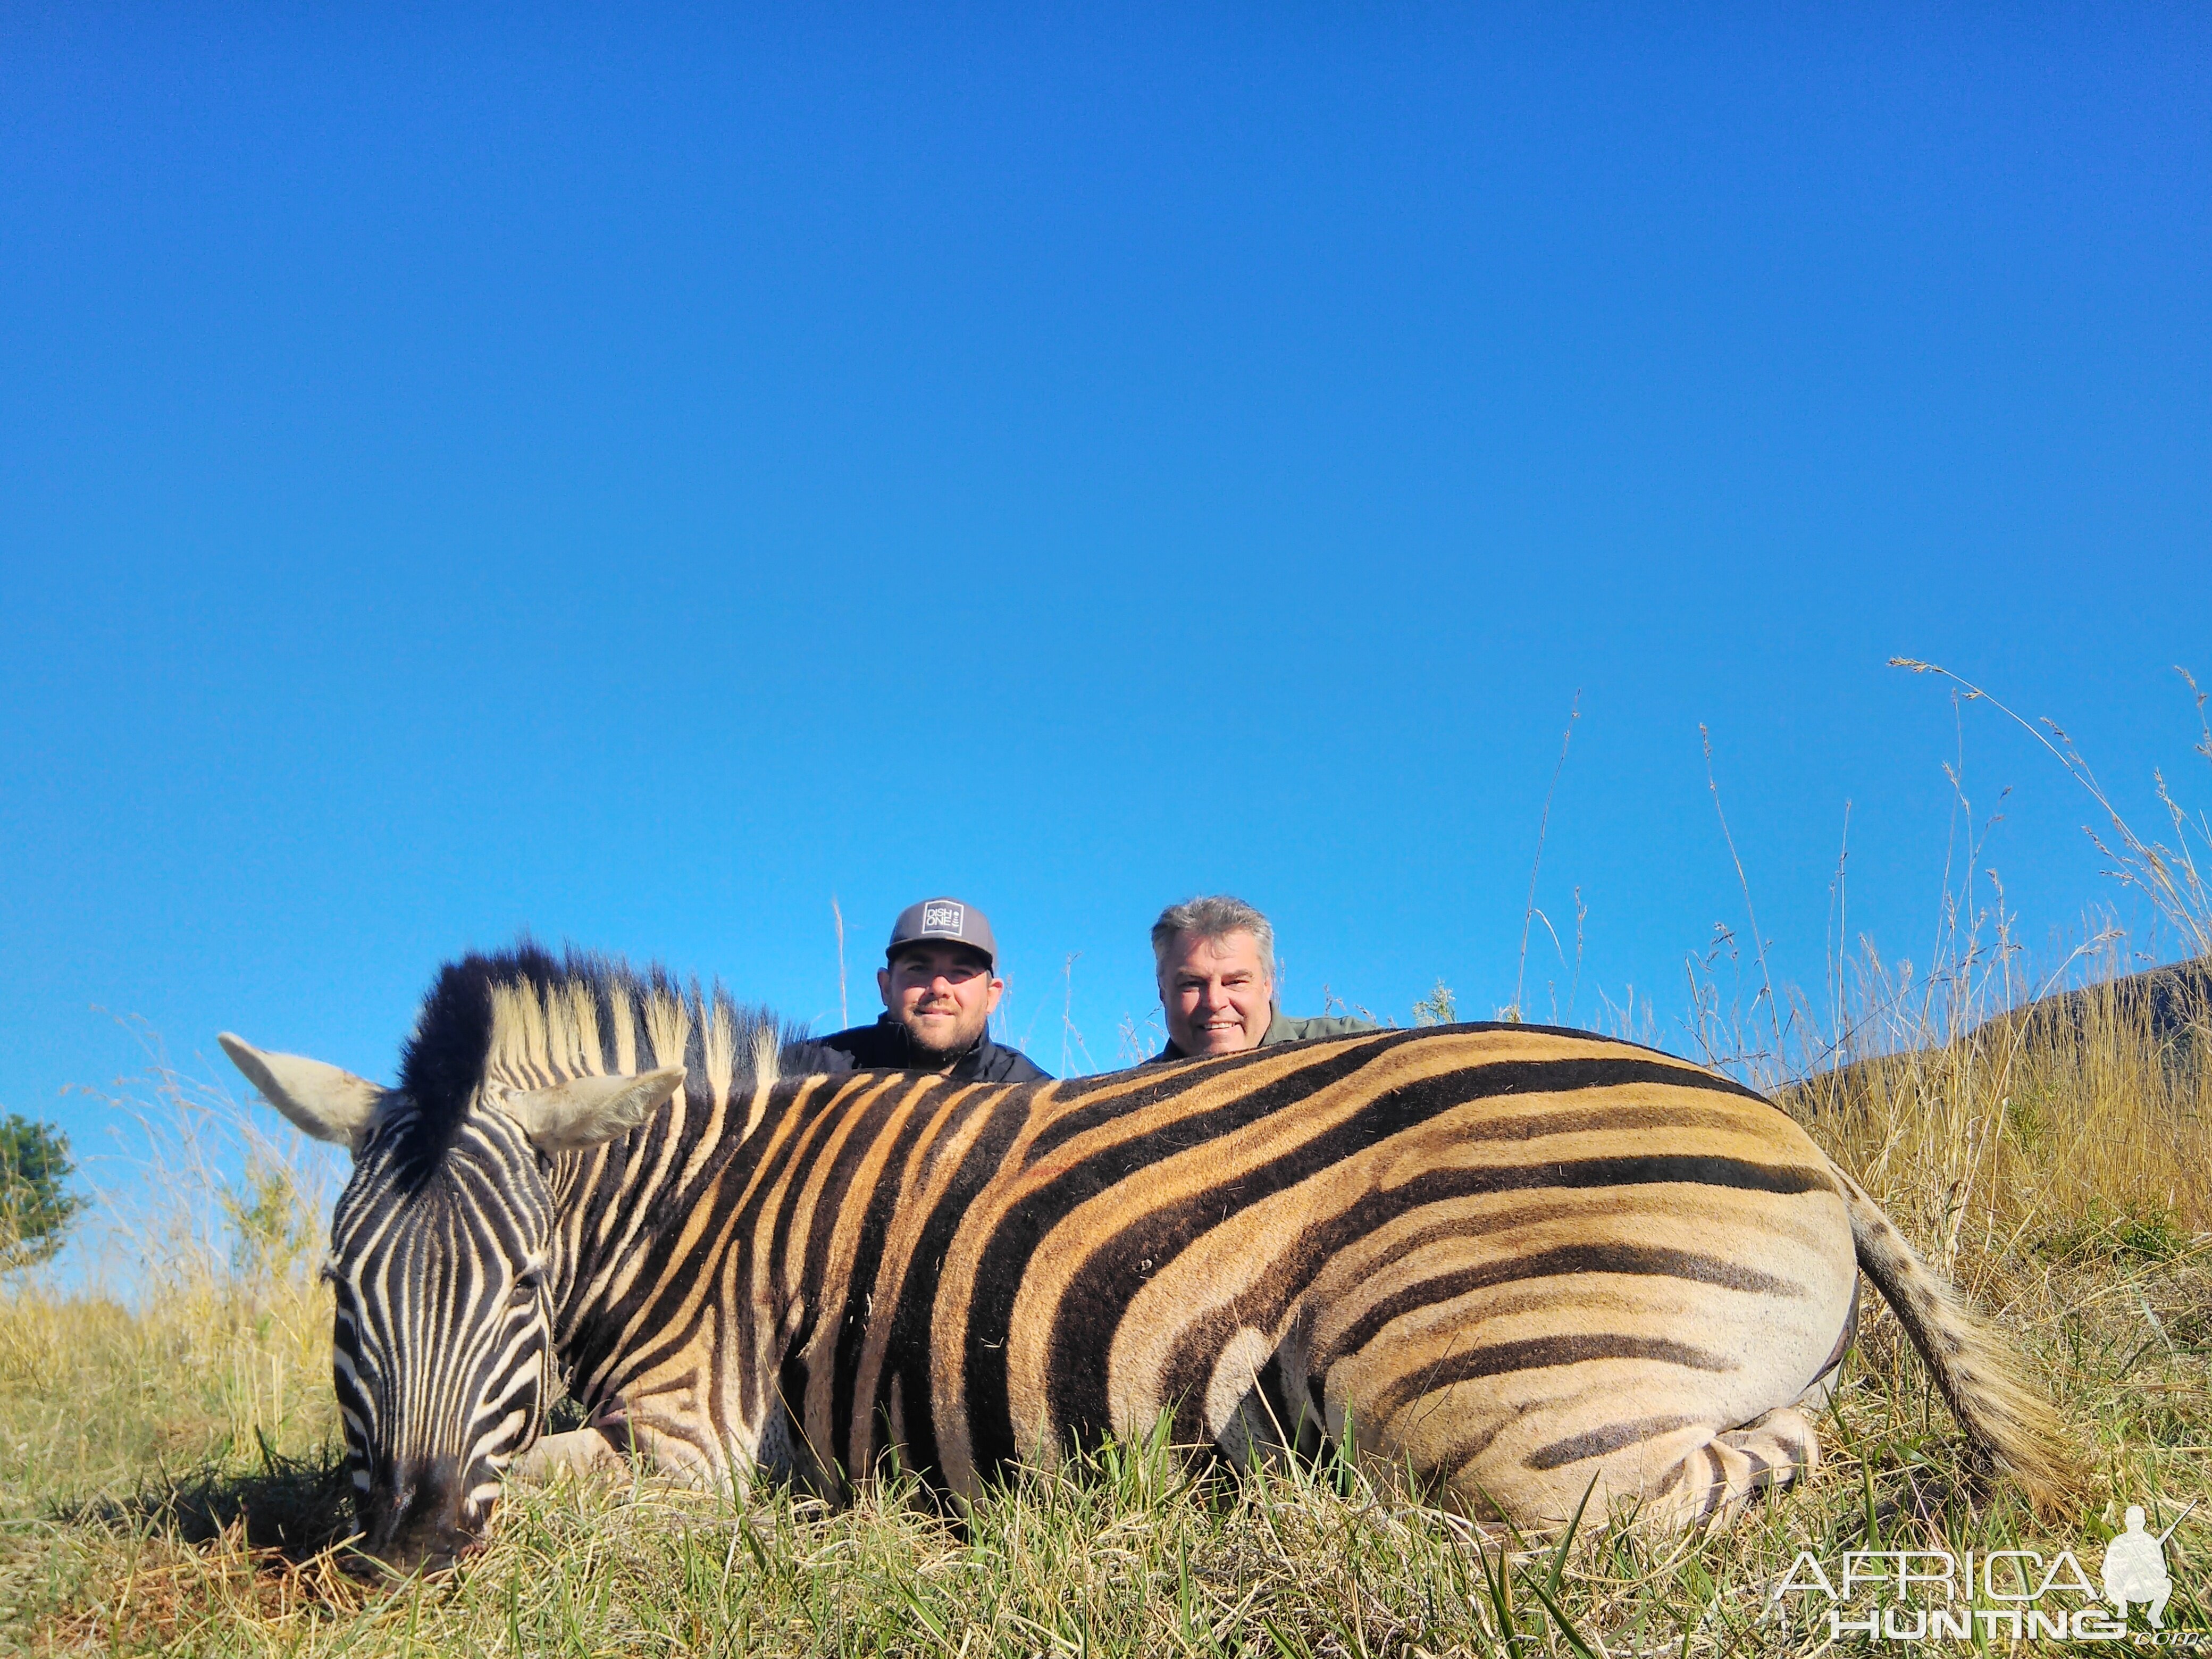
[396,942,822,1161]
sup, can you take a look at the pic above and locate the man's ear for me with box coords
[876,965,893,1009]
[219,1034,383,1156]
[496,1067,685,1155]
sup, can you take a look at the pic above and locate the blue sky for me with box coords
[4,7,2208,1196]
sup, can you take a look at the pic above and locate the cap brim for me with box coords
[886,938,995,968]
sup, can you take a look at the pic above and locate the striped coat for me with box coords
[223,950,2068,1569]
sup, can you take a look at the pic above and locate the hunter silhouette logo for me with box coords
[2104,1504,2184,1630]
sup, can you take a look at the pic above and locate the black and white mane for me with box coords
[391,942,827,1169]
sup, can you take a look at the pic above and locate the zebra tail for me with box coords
[1827,1158,2080,1512]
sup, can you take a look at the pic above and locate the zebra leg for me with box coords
[505,1397,723,1489]
[1650,1407,1820,1529]
[1202,1319,1340,1474]
[1611,1300,1846,1527]
[1432,1402,1823,1532]
[508,1427,628,1483]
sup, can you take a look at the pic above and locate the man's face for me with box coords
[1158,929,1275,1057]
[877,943,1004,1063]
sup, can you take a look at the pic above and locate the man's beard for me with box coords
[900,1008,984,1061]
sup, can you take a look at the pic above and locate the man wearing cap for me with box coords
[817,897,1051,1083]
[1147,894,1377,1063]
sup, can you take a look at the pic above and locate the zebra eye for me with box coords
[511,1271,541,1303]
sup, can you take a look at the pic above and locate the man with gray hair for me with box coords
[1147,894,1377,1062]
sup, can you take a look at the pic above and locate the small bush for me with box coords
[0,1113,86,1272]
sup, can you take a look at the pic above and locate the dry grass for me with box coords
[4,960,2208,1654]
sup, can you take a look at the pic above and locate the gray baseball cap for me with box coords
[886,896,999,967]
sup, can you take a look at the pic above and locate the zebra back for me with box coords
[409,954,2064,1532]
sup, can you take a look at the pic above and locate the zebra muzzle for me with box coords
[353,1463,492,1579]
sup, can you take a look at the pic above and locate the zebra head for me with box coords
[218,1031,682,1576]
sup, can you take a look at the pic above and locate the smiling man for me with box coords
[1149,894,1376,1062]
[818,897,1050,1082]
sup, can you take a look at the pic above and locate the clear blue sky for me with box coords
[4,8,2208,1188]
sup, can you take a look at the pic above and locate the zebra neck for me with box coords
[539,1076,833,1421]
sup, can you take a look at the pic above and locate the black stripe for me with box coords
[1696,1444,1728,1522]
[1030,1042,1764,1173]
[1369,1333,1732,1424]
[963,1052,1794,1475]
[1434,1416,1510,1478]
[1524,1414,1698,1471]
[867,1086,1038,1489]
[1024,1029,1425,1162]
[1291,1187,1825,1335]
[1046,1152,1828,1472]
[1320,1244,1803,1369]
[574,1085,828,1405]
[822,1086,949,1477]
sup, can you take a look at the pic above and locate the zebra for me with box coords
[220,945,2069,1573]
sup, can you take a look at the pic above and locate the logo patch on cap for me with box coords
[921,901,965,935]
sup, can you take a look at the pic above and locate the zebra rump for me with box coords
[222,945,2072,1569]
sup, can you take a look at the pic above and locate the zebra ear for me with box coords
[219,1033,384,1155]
[496,1067,685,1154]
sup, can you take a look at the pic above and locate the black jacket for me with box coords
[816,1013,1051,1084]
